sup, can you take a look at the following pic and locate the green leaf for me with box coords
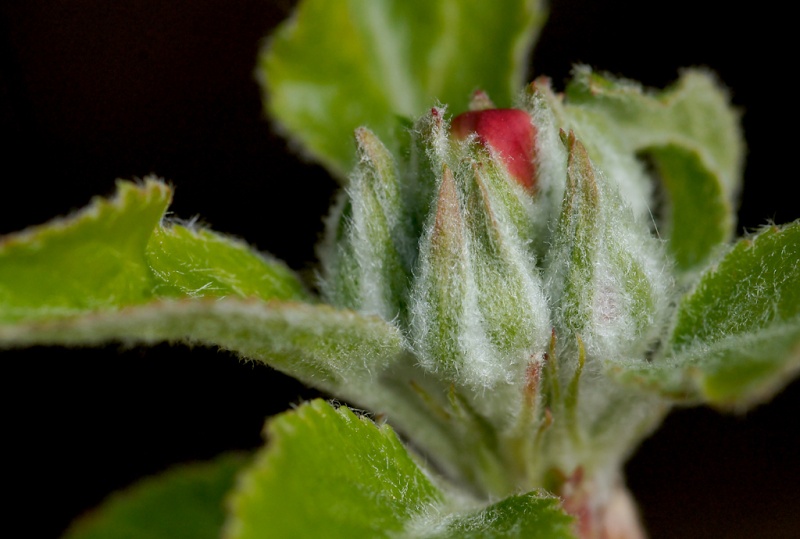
[0,179,311,324]
[420,493,575,539]
[226,399,575,539]
[227,399,443,538]
[556,68,744,272]
[646,144,729,271]
[0,179,404,398]
[147,224,310,302]
[0,299,404,400]
[618,222,800,408]
[63,452,247,539]
[259,0,547,178]
[0,179,170,322]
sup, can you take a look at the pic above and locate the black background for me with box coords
[1,1,798,537]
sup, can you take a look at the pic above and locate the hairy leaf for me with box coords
[0,180,404,397]
[0,179,311,323]
[618,222,800,408]
[147,224,310,302]
[0,179,170,322]
[0,299,404,396]
[226,399,575,539]
[554,68,744,272]
[419,493,575,539]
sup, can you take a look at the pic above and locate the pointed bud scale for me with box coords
[319,128,409,321]
[545,131,670,365]
[410,165,471,377]
[407,158,552,433]
[468,89,496,111]
[451,108,538,190]
[463,165,550,390]
[401,107,451,242]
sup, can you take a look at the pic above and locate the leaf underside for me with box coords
[0,180,404,397]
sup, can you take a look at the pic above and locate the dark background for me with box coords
[1,1,798,537]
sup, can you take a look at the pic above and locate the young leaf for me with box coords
[0,179,170,322]
[147,224,310,302]
[0,180,405,398]
[0,299,404,398]
[419,493,575,539]
[617,222,800,408]
[0,179,310,324]
[259,0,547,178]
[62,452,247,539]
[226,399,575,539]
[552,68,744,272]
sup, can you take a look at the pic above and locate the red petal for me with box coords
[451,108,537,190]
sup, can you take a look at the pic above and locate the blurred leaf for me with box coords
[63,453,247,539]
[259,0,546,178]
[0,179,170,322]
[646,144,729,271]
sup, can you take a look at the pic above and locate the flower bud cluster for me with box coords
[318,79,673,495]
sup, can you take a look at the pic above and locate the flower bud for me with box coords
[544,131,671,364]
[319,127,409,321]
[450,108,538,191]
[408,107,550,422]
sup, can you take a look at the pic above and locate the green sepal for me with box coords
[537,133,672,472]
[225,399,575,539]
[462,154,550,386]
[545,132,600,345]
[403,107,451,233]
[617,222,800,409]
[557,67,744,272]
[62,452,247,539]
[410,115,551,396]
[259,0,547,178]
